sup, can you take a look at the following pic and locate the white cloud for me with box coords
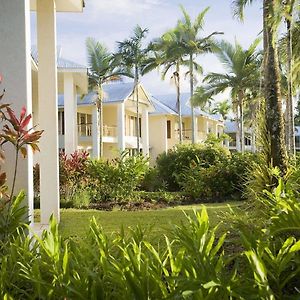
[88,0,167,17]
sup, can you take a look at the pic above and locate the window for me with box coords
[245,136,251,146]
[167,120,171,139]
[127,115,141,137]
[77,113,92,137]
[296,136,300,148]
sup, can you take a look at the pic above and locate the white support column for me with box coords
[236,132,241,152]
[37,0,60,224]
[74,87,78,150]
[0,0,34,222]
[142,109,149,156]
[64,73,77,155]
[194,117,198,142]
[92,105,100,158]
[215,124,218,135]
[162,117,168,152]
[225,139,230,148]
[118,102,125,152]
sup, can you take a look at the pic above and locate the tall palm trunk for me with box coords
[97,85,103,158]
[285,93,291,151]
[189,54,196,144]
[175,61,183,143]
[263,0,288,172]
[135,66,140,153]
[238,91,245,153]
[286,13,295,155]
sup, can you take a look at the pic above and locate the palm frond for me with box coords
[194,7,210,31]
[231,0,256,20]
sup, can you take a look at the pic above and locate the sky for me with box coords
[30,0,263,98]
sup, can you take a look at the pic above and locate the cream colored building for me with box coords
[0,0,85,225]
[149,94,224,164]
[58,82,154,158]
[58,84,224,163]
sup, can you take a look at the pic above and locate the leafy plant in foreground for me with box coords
[0,80,43,246]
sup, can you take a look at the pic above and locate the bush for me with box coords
[140,167,167,192]
[59,151,90,200]
[87,153,149,202]
[136,191,187,204]
[156,144,230,191]
[1,189,300,299]
[178,151,258,202]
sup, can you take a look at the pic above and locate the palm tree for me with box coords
[116,25,148,153]
[175,6,222,144]
[279,0,299,155]
[212,100,231,120]
[200,39,261,152]
[86,38,132,158]
[232,0,288,173]
[144,29,189,143]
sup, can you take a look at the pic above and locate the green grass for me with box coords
[52,202,242,244]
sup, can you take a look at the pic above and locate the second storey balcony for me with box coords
[77,123,118,143]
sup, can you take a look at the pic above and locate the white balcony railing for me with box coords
[77,124,117,138]
[177,129,207,141]
[103,125,117,137]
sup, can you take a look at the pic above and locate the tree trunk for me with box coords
[135,67,140,153]
[176,61,183,143]
[263,0,288,173]
[286,14,295,155]
[97,85,103,158]
[285,92,290,151]
[190,54,196,144]
[236,100,242,152]
[238,91,245,153]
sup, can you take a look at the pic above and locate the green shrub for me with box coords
[2,192,300,299]
[87,153,149,202]
[59,151,90,201]
[156,144,230,191]
[157,142,258,201]
[136,191,187,204]
[140,167,167,192]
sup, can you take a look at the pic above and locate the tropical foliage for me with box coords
[0,81,43,245]
[232,0,288,172]
[116,25,149,151]
[86,38,132,157]
[197,39,261,153]
[2,178,300,299]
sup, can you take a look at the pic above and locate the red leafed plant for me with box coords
[0,106,43,202]
[0,76,43,222]
[59,150,89,200]
[0,76,43,242]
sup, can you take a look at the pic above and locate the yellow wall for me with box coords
[103,104,117,127]
[166,115,179,150]
[103,143,119,160]
[149,115,167,165]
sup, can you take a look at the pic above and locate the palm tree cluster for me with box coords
[231,0,300,173]
[85,2,300,175]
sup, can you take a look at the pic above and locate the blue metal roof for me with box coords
[224,121,238,133]
[224,120,253,134]
[153,93,222,121]
[150,96,177,115]
[58,82,135,107]
[31,46,87,70]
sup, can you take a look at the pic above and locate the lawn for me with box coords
[55,202,242,244]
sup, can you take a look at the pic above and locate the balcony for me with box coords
[77,124,118,143]
[177,129,207,142]
[103,125,117,137]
